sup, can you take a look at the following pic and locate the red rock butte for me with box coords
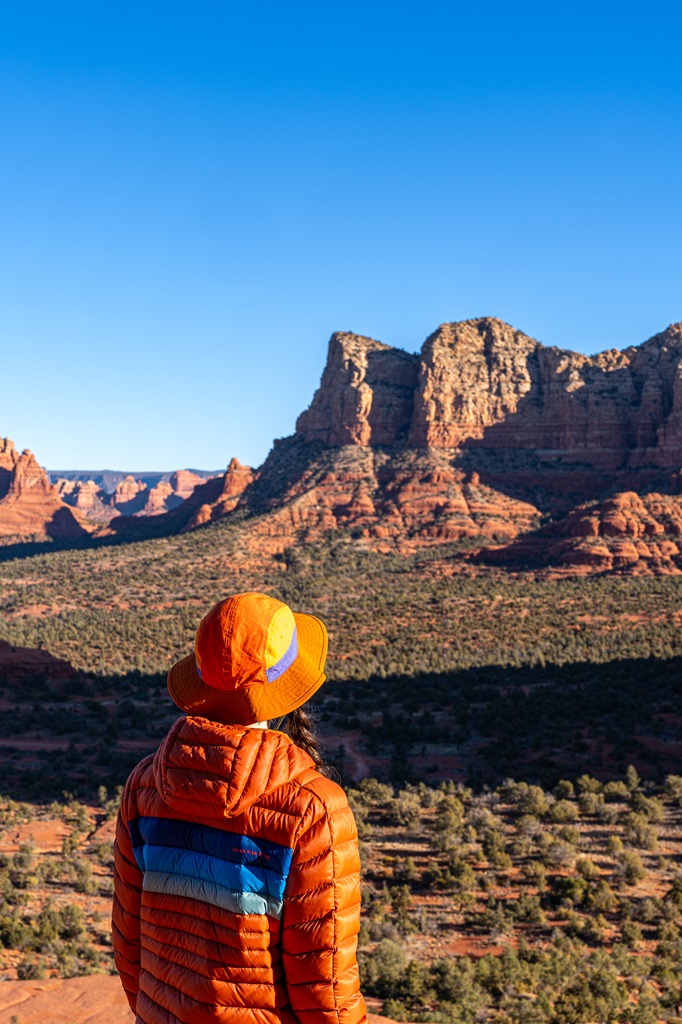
[296,318,682,466]
[208,317,682,572]
[4,317,682,572]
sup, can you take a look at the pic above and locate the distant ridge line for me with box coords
[47,468,220,476]
[46,468,220,496]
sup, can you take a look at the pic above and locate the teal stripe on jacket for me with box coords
[143,870,284,918]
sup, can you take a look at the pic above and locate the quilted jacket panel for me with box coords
[112,717,367,1024]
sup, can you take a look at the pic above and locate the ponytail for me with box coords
[286,705,328,776]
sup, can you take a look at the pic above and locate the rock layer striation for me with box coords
[298,318,682,471]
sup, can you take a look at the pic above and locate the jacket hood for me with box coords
[153,716,316,819]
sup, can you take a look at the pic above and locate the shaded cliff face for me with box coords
[182,458,256,531]
[297,318,682,470]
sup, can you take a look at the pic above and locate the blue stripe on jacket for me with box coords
[129,816,293,917]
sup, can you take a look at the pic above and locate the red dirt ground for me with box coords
[0,975,129,1023]
[1,818,69,853]
[0,978,402,1024]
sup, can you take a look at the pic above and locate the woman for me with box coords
[112,591,367,1024]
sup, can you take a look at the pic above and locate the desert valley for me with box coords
[2,318,682,1023]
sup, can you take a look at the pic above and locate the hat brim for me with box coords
[167,612,328,724]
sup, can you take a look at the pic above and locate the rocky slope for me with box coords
[183,458,256,530]
[0,976,131,1024]
[0,979,400,1024]
[168,318,682,570]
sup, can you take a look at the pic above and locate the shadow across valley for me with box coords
[322,653,682,790]
[0,511,194,563]
[2,650,681,802]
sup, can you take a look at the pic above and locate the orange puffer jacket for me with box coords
[113,716,367,1024]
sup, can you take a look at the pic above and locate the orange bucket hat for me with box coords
[167,592,328,724]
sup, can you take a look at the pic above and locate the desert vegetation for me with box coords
[4,770,682,1021]
[0,522,680,681]
[2,520,682,1020]
[0,790,118,983]
[352,770,682,1023]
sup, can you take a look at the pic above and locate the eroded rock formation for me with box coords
[544,492,682,573]
[110,475,148,514]
[12,316,682,575]
[296,332,419,445]
[53,468,212,520]
[183,459,256,531]
[0,440,89,538]
[172,317,682,572]
[298,318,682,472]
[170,470,206,500]
[142,480,175,515]
[57,479,117,521]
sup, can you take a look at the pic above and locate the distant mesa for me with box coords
[47,467,216,494]
[0,450,218,539]
[50,467,216,522]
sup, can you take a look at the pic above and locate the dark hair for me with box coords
[286,705,327,775]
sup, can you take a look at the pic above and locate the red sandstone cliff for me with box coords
[54,469,211,520]
[477,491,682,575]
[171,317,682,570]
[110,475,148,514]
[56,479,117,521]
[0,440,89,538]
[183,459,256,531]
[141,480,175,515]
[296,332,419,446]
[297,318,682,471]
[170,469,205,500]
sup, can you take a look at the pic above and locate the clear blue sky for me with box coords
[2,2,681,471]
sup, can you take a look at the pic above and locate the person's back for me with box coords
[113,592,367,1023]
